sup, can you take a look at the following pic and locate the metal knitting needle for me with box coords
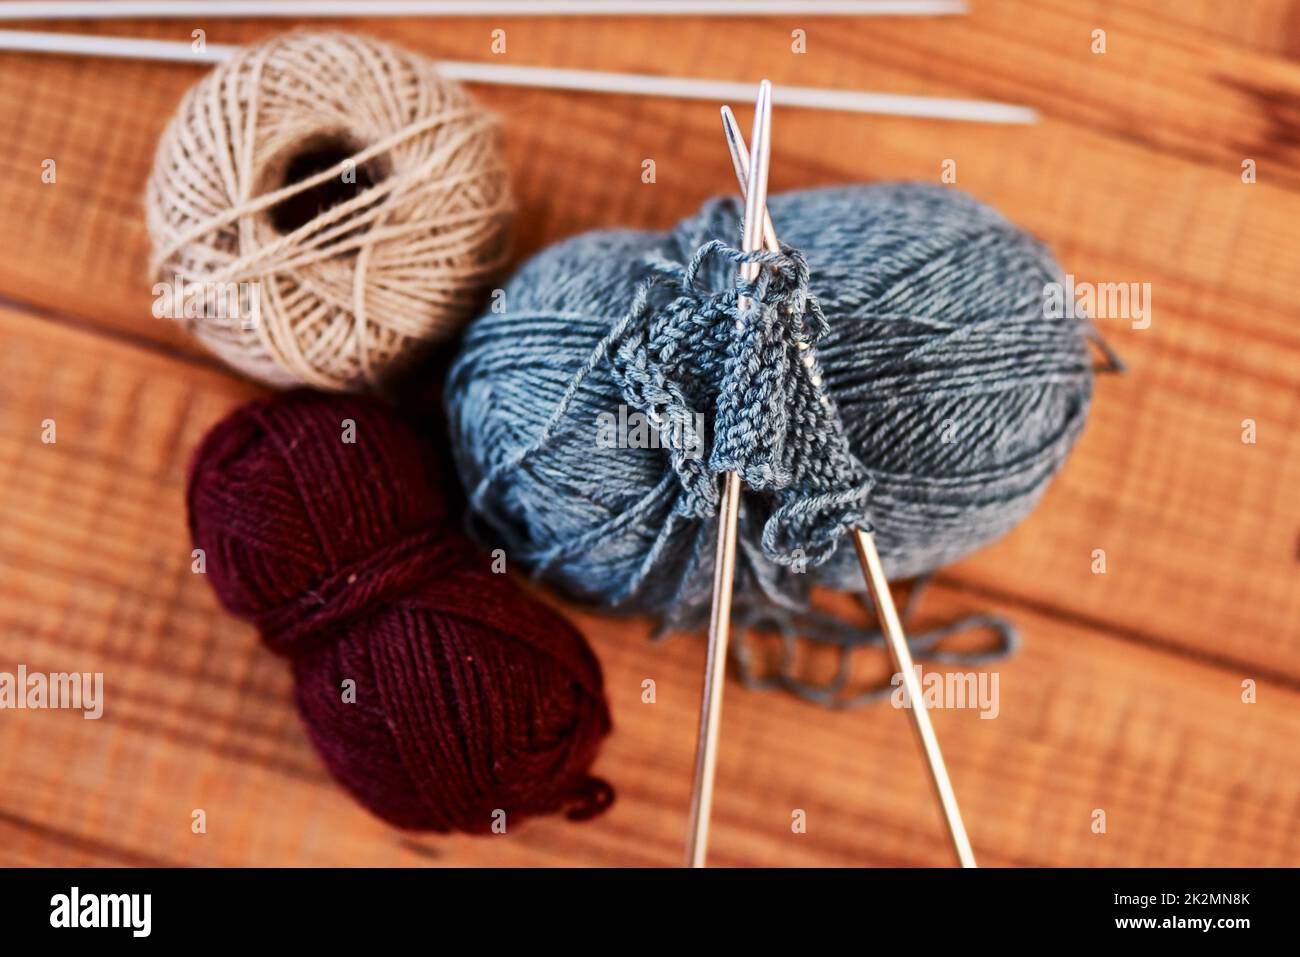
[684,79,772,869]
[0,1,971,17]
[0,30,1038,124]
[719,106,977,869]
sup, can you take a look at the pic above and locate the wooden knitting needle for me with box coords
[719,105,977,869]
[684,79,772,870]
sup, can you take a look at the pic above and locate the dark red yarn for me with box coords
[187,389,613,832]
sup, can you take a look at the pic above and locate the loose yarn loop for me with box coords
[148,31,514,391]
[727,582,1020,709]
[188,390,612,832]
[447,184,1097,651]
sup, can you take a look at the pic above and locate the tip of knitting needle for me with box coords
[720,105,745,190]
[741,81,773,264]
[721,103,780,255]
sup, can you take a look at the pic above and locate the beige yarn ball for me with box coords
[146,32,514,390]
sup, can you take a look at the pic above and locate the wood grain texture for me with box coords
[0,2,1297,866]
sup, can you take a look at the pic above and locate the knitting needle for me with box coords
[719,105,977,868]
[685,79,772,870]
[0,1,969,19]
[0,30,1038,124]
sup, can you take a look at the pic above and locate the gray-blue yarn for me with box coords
[446,184,1096,695]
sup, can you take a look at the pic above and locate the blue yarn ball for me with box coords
[446,183,1092,621]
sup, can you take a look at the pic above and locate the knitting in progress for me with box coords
[187,390,613,832]
[447,183,1098,684]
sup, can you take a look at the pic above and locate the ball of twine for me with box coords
[146,31,514,391]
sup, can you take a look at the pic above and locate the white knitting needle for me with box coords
[719,105,977,868]
[0,30,1038,124]
[684,79,772,870]
[0,1,969,19]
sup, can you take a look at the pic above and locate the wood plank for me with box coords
[2,305,1299,866]
[0,5,1298,680]
[1112,0,1300,58]
[3,3,1300,334]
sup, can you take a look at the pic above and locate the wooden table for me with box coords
[1,2,1298,868]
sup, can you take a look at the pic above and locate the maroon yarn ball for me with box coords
[187,390,612,833]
